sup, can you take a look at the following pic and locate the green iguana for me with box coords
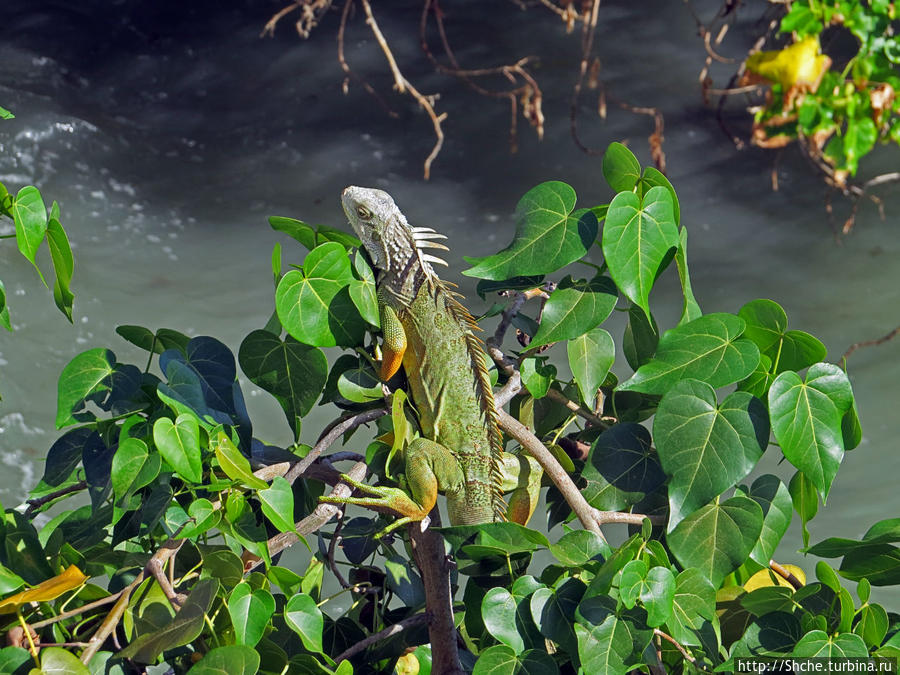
[321,186,542,528]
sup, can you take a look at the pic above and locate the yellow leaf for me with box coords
[746,37,830,88]
[743,564,806,592]
[0,564,87,614]
[394,653,420,675]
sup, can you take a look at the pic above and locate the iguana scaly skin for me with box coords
[323,186,541,527]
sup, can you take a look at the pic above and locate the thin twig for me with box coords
[360,0,446,178]
[497,409,603,536]
[243,461,370,572]
[334,612,430,663]
[24,481,88,518]
[840,325,900,363]
[283,407,387,486]
[654,628,712,672]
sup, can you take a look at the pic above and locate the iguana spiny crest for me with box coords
[342,186,508,522]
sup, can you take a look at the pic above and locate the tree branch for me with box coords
[334,612,430,664]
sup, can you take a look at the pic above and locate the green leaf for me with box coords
[567,327,615,406]
[618,313,759,395]
[177,498,221,538]
[530,275,617,349]
[739,474,793,566]
[789,470,819,549]
[0,280,10,331]
[259,476,296,533]
[239,329,327,440]
[793,630,869,657]
[622,304,658,370]
[0,647,30,674]
[12,186,48,281]
[602,142,642,192]
[188,645,261,674]
[601,186,679,319]
[117,578,218,663]
[285,593,324,653]
[638,166,681,226]
[674,228,701,324]
[214,432,268,490]
[842,398,863,452]
[654,380,768,530]
[575,596,652,674]
[521,358,556,399]
[529,578,584,659]
[269,216,317,250]
[39,647,91,674]
[769,363,853,499]
[619,561,675,627]
[483,587,526,653]
[472,645,560,674]
[275,242,365,347]
[549,530,610,567]
[56,348,116,428]
[228,582,275,647]
[153,414,202,483]
[0,106,14,120]
[581,423,665,512]
[855,603,888,648]
[839,545,900,585]
[110,438,150,501]
[336,362,382,403]
[665,568,716,647]
[738,299,826,373]
[46,214,75,321]
[349,251,379,327]
[667,496,763,587]
[463,181,598,280]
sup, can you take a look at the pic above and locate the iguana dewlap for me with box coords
[323,186,541,527]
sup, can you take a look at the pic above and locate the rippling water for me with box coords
[2,0,899,597]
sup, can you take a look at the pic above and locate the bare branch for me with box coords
[769,559,805,590]
[840,324,900,363]
[496,408,603,536]
[24,481,88,518]
[654,628,712,672]
[334,612,430,663]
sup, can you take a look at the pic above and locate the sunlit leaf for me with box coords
[228,582,275,647]
[619,313,759,395]
[12,185,48,282]
[463,181,598,281]
[654,379,768,530]
[153,414,202,484]
[602,186,679,319]
[56,348,116,428]
[769,363,853,499]
[0,564,87,614]
[530,275,616,348]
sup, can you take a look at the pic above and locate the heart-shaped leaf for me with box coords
[602,186,679,319]
[228,583,275,647]
[619,313,759,395]
[667,496,763,587]
[463,181,598,280]
[214,432,268,490]
[665,568,716,647]
[619,561,676,627]
[654,379,769,530]
[769,362,853,499]
[258,476,296,533]
[482,587,525,653]
[793,630,869,657]
[188,645,260,674]
[12,186,48,279]
[285,593,324,653]
[567,326,615,406]
[276,242,366,347]
[153,414,202,483]
[56,348,116,428]
[530,276,617,348]
[239,329,327,440]
[602,142,642,192]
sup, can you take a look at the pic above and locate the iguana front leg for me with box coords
[320,437,464,534]
[500,453,543,525]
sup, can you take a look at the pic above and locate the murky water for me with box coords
[2,1,899,598]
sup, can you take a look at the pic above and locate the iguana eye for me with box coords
[356,206,372,220]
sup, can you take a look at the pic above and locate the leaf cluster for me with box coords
[0,143,894,674]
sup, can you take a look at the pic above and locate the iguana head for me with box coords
[342,186,448,277]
